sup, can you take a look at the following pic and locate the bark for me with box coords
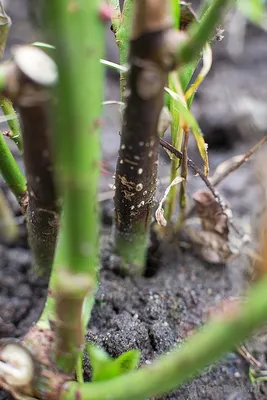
[114,0,172,275]
[2,47,60,278]
[19,101,59,278]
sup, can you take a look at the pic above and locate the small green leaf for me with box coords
[165,87,209,176]
[237,0,266,26]
[185,43,212,101]
[87,344,140,383]
[179,61,199,93]
[114,349,140,375]
[87,344,114,382]
[179,1,201,97]
[88,344,110,364]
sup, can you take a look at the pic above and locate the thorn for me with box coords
[98,3,112,22]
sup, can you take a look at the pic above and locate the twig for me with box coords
[211,135,267,186]
[186,135,267,222]
[160,138,218,199]
[237,345,262,369]
[160,138,248,242]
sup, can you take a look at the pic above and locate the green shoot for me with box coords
[87,344,140,382]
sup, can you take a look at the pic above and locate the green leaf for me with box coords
[179,61,199,93]
[87,344,140,383]
[171,0,180,29]
[185,43,212,102]
[165,87,209,176]
[178,1,200,96]
[237,0,266,26]
[87,345,114,382]
[115,349,140,375]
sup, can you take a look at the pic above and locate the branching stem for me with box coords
[61,274,267,400]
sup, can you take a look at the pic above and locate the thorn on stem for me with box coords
[75,390,82,400]
[98,3,112,22]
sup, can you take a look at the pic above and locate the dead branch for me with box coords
[211,135,267,186]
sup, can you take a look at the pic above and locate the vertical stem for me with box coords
[114,0,171,275]
[0,130,27,206]
[0,1,10,58]
[44,0,105,372]
[19,100,59,279]
[1,98,23,152]
[0,45,59,289]
[177,126,189,228]
[116,0,134,99]
[171,0,180,29]
[164,74,183,223]
[0,3,23,153]
[108,0,121,32]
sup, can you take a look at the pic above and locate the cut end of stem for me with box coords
[11,45,58,87]
[0,342,34,388]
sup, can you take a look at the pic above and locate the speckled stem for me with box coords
[19,102,59,278]
[114,0,172,275]
[0,51,59,279]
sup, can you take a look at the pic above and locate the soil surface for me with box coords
[1,1,267,400]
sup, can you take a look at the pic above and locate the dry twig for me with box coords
[211,135,267,186]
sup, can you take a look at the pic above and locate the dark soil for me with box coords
[1,1,267,399]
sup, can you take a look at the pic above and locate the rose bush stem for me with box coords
[113,0,171,275]
[62,274,267,400]
[44,0,105,372]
